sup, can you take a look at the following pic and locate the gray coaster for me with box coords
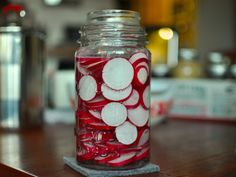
[64,157,160,177]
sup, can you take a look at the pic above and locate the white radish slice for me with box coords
[101,84,132,101]
[106,141,128,149]
[107,151,136,167]
[128,105,149,127]
[79,57,105,65]
[102,58,134,90]
[129,52,148,64]
[101,102,127,127]
[142,86,150,109]
[115,121,137,145]
[88,110,102,119]
[74,93,78,111]
[78,75,97,101]
[77,149,94,160]
[89,121,114,130]
[138,129,150,146]
[83,60,106,69]
[136,66,148,85]
[123,89,140,108]
[94,153,119,163]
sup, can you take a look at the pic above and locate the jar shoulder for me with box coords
[75,46,150,60]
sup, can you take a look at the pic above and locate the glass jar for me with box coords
[74,10,150,170]
[172,48,203,78]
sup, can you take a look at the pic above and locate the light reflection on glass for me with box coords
[20,10,26,17]
[158,28,174,40]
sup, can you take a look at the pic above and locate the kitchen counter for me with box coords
[0,120,236,177]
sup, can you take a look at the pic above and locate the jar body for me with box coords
[74,10,151,170]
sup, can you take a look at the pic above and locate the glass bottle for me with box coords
[74,10,150,170]
[172,48,203,78]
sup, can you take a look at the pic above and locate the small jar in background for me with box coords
[205,52,230,79]
[172,48,203,78]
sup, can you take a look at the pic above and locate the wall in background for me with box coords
[12,0,236,57]
[18,0,116,47]
[197,0,236,58]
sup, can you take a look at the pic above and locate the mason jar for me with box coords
[75,10,150,170]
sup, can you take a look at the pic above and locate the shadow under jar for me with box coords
[75,9,151,170]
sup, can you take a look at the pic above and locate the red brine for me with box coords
[75,52,150,168]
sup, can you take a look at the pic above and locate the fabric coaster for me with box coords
[64,157,160,177]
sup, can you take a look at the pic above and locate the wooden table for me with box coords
[0,120,236,177]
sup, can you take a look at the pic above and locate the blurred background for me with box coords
[0,0,236,127]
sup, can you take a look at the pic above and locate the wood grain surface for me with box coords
[0,120,236,177]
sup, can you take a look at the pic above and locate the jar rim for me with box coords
[87,9,140,24]
[81,9,147,46]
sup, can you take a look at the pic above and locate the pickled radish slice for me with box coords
[134,66,148,85]
[107,151,136,167]
[79,75,97,101]
[76,62,88,75]
[101,102,127,127]
[137,128,149,146]
[135,146,149,161]
[102,58,134,90]
[95,152,119,164]
[142,86,150,109]
[77,110,94,119]
[78,133,93,141]
[138,67,148,84]
[85,96,109,109]
[123,89,140,108]
[101,84,132,101]
[128,105,149,127]
[115,121,137,145]
[129,52,148,64]
[81,141,95,152]
[120,146,142,153]
[78,111,97,122]
[134,60,150,73]
[88,110,102,119]
[95,131,114,142]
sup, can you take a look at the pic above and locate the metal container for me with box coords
[0,26,45,129]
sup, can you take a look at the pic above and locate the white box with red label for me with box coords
[168,79,236,121]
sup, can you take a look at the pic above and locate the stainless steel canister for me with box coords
[0,26,45,129]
